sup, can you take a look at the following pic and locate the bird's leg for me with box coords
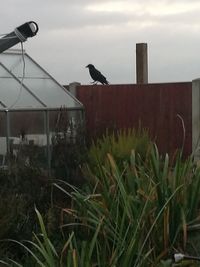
[90,81,98,85]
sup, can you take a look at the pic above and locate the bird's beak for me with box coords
[85,65,88,68]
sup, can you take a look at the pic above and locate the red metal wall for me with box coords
[76,82,192,156]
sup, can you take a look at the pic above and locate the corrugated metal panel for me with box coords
[77,82,192,157]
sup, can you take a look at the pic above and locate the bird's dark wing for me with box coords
[89,68,100,81]
[90,68,109,85]
[98,74,109,85]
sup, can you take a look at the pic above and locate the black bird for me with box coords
[86,64,109,85]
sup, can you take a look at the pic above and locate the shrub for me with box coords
[87,128,152,171]
[2,131,200,266]
[0,167,52,261]
[58,146,200,266]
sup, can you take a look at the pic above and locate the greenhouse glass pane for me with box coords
[0,64,45,109]
[0,111,6,136]
[24,78,80,108]
[48,109,84,176]
[0,64,12,78]
[0,50,82,109]
[9,111,48,169]
[0,112,7,168]
[0,52,48,78]
[0,80,44,109]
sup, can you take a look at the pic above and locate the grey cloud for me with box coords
[1,0,200,86]
[1,0,200,33]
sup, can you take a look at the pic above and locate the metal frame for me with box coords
[1,50,84,108]
[44,110,51,175]
[1,108,85,174]
[0,49,84,173]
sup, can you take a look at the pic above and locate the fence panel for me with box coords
[77,82,192,156]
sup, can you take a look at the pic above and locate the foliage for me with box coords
[0,193,28,240]
[0,109,85,262]
[54,146,200,266]
[2,129,200,266]
[0,166,53,261]
[0,109,84,263]
[0,207,59,267]
[51,109,86,183]
[87,128,152,171]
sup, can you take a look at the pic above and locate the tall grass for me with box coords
[0,207,59,267]
[54,145,200,266]
[2,137,200,266]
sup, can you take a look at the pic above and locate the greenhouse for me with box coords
[0,49,84,173]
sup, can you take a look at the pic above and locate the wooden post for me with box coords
[136,43,148,84]
[192,78,200,160]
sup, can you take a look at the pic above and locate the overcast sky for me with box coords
[1,0,200,85]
